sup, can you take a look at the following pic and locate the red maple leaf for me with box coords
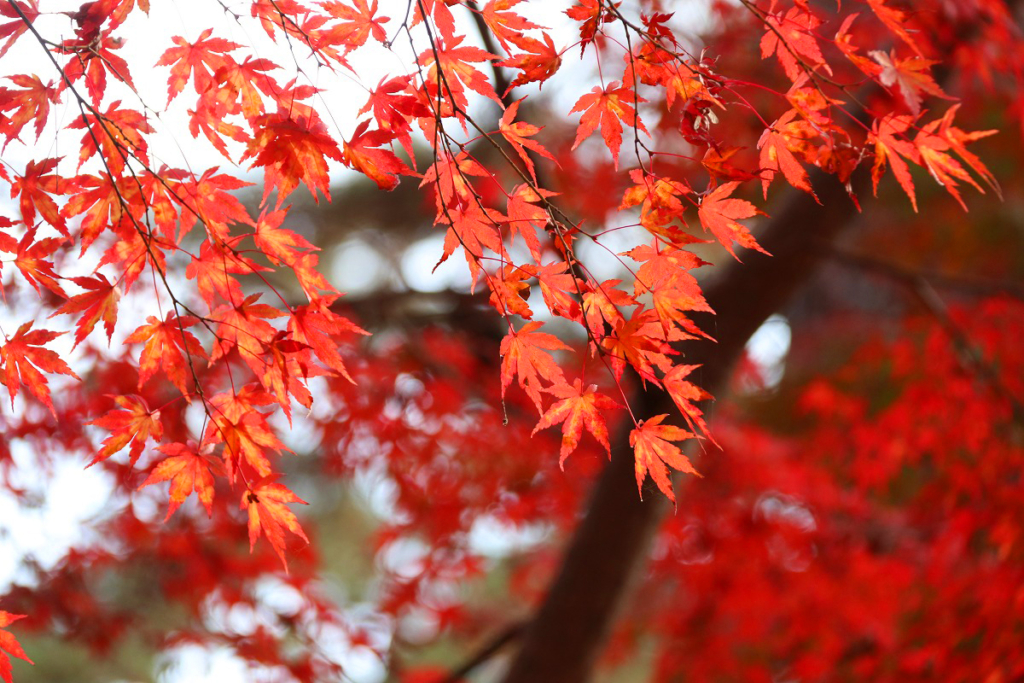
[357,75,431,158]
[288,297,367,382]
[59,33,135,106]
[629,414,699,502]
[213,56,280,120]
[0,322,78,415]
[417,34,501,113]
[139,441,220,520]
[532,379,619,466]
[209,294,285,376]
[62,173,137,253]
[185,237,268,306]
[505,183,554,261]
[243,475,309,572]
[565,0,617,53]
[87,394,164,467]
[0,610,33,683]
[760,5,830,82]
[865,0,924,56]
[0,0,40,58]
[175,167,255,241]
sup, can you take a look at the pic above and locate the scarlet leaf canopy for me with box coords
[0,0,1022,681]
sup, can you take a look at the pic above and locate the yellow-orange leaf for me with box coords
[139,441,219,520]
[243,476,309,572]
[629,414,699,502]
[532,379,619,466]
[87,394,164,468]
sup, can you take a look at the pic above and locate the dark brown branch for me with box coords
[439,621,527,683]
[825,247,1024,300]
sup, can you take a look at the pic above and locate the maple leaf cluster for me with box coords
[0,0,1021,679]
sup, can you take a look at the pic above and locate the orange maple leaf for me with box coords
[499,98,556,182]
[697,182,768,259]
[139,441,219,520]
[254,206,317,266]
[869,113,921,211]
[600,308,676,383]
[870,50,948,117]
[11,158,67,235]
[480,0,542,53]
[155,28,241,104]
[50,274,121,348]
[0,610,33,683]
[87,394,164,467]
[0,74,58,148]
[0,322,78,415]
[495,32,561,94]
[914,107,998,210]
[124,313,207,396]
[321,0,389,50]
[341,119,408,191]
[569,81,647,166]
[13,230,67,299]
[243,475,309,572]
[69,102,153,177]
[500,321,569,412]
[662,364,714,440]
[209,410,287,482]
[532,379,619,466]
[243,109,344,205]
[629,414,699,502]
[758,109,817,200]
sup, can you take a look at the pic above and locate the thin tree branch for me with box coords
[438,621,527,683]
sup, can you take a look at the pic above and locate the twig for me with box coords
[439,621,527,683]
